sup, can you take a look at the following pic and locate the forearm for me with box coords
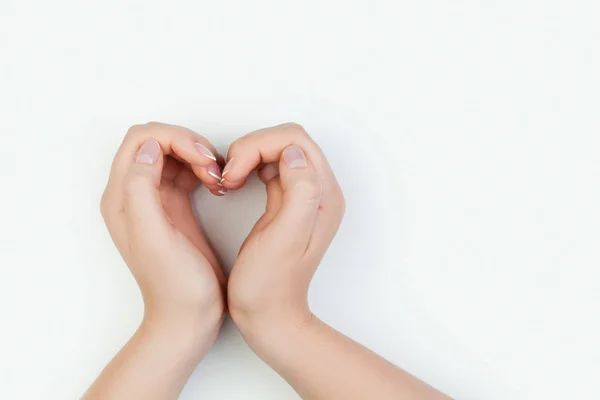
[239,313,449,400]
[84,310,222,400]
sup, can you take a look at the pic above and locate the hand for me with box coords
[222,123,345,332]
[87,122,229,399]
[222,124,449,400]
[100,122,226,334]
[90,121,448,400]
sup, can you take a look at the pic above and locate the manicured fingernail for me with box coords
[207,163,222,180]
[282,145,307,169]
[218,188,228,195]
[222,157,235,179]
[195,143,216,161]
[217,181,224,187]
[136,140,160,164]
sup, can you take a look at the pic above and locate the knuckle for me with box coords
[282,122,309,138]
[144,121,162,128]
[194,133,208,143]
[227,137,245,156]
[125,123,146,139]
[125,122,161,139]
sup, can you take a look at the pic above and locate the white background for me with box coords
[1,1,599,399]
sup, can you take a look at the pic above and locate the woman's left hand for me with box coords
[87,122,228,399]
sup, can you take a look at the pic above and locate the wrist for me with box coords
[144,285,225,326]
[141,297,225,354]
[232,308,331,381]
[231,304,317,349]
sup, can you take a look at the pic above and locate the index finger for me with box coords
[222,123,337,192]
[106,122,222,197]
[222,123,345,258]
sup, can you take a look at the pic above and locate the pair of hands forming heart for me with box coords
[100,121,344,356]
[91,122,449,400]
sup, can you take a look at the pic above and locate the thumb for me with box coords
[266,145,322,253]
[123,140,171,238]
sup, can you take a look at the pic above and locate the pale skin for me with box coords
[86,122,450,400]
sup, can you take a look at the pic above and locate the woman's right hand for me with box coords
[222,124,449,400]
[221,123,346,333]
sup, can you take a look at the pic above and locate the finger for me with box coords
[306,182,345,260]
[173,164,201,192]
[258,162,279,184]
[164,177,226,287]
[260,177,283,224]
[191,162,223,190]
[221,174,247,191]
[221,123,332,189]
[206,186,228,196]
[258,164,283,214]
[222,123,344,257]
[262,145,322,254]
[122,140,173,242]
[216,153,227,168]
[239,169,283,253]
[162,156,182,183]
[107,122,220,198]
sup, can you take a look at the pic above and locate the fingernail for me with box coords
[207,163,222,180]
[217,181,224,187]
[195,143,217,161]
[282,145,307,169]
[136,140,161,164]
[218,188,228,195]
[222,157,235,179]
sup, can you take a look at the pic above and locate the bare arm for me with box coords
[224,123,450,400]
[237,313,448,400]
[84,312,221,400]
[85,123,227,399]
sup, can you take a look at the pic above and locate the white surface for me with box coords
[1,1,599,399]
